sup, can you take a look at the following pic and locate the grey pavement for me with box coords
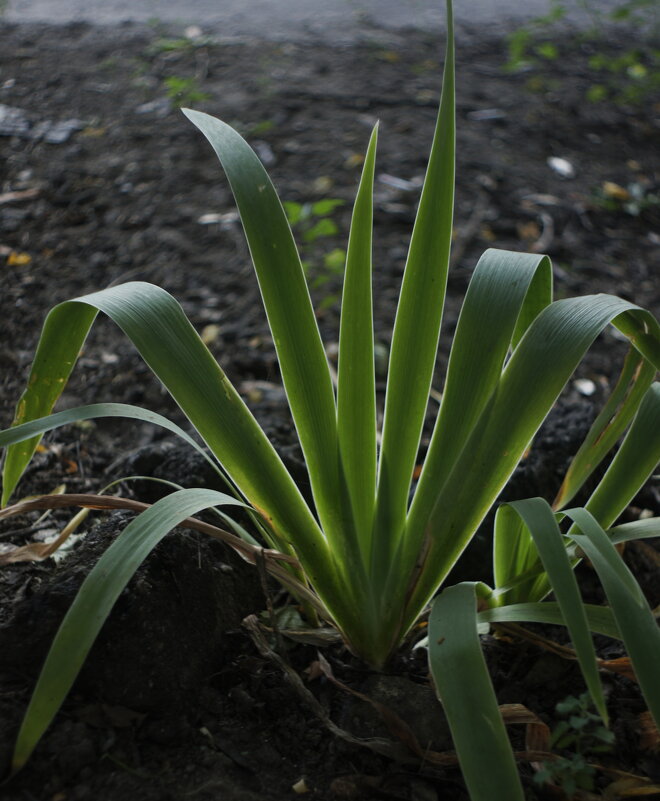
[4,0,621,40]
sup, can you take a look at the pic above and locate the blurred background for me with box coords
[3,0,630,38]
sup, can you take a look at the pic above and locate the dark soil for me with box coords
[0,18,659,801]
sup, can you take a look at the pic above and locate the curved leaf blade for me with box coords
[182,108,343,546]
[2,303,97,505]
[566,508,660,730]
[479,602,621,640]
[11,488,245,773]
[609,517,660,545]
[1,284,339,596]
[554,349,656,509]
[583,382,660,530]
[505,498,606,722]
[403,297,660,628]
[0,402,218,481]
[408,250,552,564]
[493,503,537,598]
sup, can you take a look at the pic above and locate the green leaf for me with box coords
[583,382,660,529]
[429,584,524,801]
[0,402,221,487]
[493,504,537,599]
[554,349,656,509]
[609,517,660,545]
[283,200,303,225]
[565,508,660,731]
[337,124,378,569]
[407,250,552,585]
[503,499,607,722]
[402,296,660,631]
[182,109,345,555]
[508,498,607,722]
[311,198,344,217]
[303,218,338,242]
[523,383,660,603]
[1,283,342,603]
[11,488,245,773]
[478,602,621,640]
[371,0,455,585]
[2,303,98,505]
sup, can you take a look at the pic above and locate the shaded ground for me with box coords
[0,19,659,801]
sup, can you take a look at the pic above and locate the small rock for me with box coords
[547,156,575,179]
[252,140,276,166]
[135,97,172,117]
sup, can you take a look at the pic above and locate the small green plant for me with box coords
[283,198,344,244]
[2,2,660,798]
[284,198,346,306]
[163,75,210,107]
[146,36,199,56]
[506,0,660,105]
[591,180,660,217]
[247,119,276,137]
[534,693,615,795]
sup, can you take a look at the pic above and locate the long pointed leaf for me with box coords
[371,0,455,582]
[337,124,378,567]
[505,498,607,722]
[566,508,660,731]
[479,602,621,640]
[11,488,245,773]
[408,250,552,561]
[0,402,218,482]
[609,517,660,544]
[583,382,660,529]
[429,583,524,801]
[554,348,656,509]
[493,503,538,600]
[182,109,344,548]
[2,304,98,505]
[523,382,660,603]
[1,284,342,600]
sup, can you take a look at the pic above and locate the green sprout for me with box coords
[284,198,347,306]
[2,2,660,797]
[534,693,615,795]
[163,75,210,107]
[505,0,660,105]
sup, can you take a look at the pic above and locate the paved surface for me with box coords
[4,0,619,39]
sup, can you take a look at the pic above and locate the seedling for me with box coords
[534,693,615,795]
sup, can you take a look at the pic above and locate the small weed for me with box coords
[506,0,660,105]
[163,76,210,107]
[247,119,276,137]
[284,199,346,307]
[145,34,215,58]
[591,180,660,217]
[147,37,197,56]
[535,693,615,796]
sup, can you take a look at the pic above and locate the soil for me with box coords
[0,18,659,801]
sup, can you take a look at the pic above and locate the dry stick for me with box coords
[255,548,286,655]
[0,188,40,205]
[0,493,331,616]
[242,614,415,764]
[0,493,296,567]
[243,616,569,773]
[495,623,637,681]
[448,189,490,269]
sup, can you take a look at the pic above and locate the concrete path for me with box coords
[4,0,619,39]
